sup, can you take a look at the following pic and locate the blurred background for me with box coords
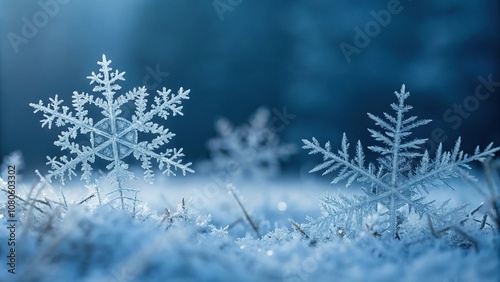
[1,0,499,178]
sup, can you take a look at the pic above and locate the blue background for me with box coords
[1,0,499,176]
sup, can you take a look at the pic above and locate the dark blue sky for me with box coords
[1,0,499,175]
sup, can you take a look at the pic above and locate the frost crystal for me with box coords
[205,107,295,179]
[30,55,193,209]
[302,85,499,239]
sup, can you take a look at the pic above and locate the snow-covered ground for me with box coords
[0,170,498,282]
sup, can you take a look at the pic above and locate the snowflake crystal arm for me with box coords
[31,93,97,184]
[303,85,499,238]
[30,54,193,209]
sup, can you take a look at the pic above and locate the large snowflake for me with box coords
[30,55,193,208]
[302,85,499,239]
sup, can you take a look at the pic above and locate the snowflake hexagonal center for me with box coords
[92,117,138,161]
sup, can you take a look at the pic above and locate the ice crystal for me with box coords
[30,55,193,209]
[205,107,295,179]
[302,85,499,238]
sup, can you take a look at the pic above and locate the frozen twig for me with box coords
[227,184,260,238]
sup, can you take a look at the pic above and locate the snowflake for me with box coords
[204,107,295,179]
[30,55,193,209]
[302,85,499,239]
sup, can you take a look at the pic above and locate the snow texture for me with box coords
[203,107,295,179]
[302,85,499,239]
[0,177,499,282]
[30,55,193,209]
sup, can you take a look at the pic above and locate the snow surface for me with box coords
[0,171,499,282]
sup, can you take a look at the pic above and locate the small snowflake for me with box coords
[30,55,194,209]
[204,107,295,179]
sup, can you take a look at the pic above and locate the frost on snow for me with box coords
[302,85,499,239]
[30,55,193,209]
[204,107,295,179]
